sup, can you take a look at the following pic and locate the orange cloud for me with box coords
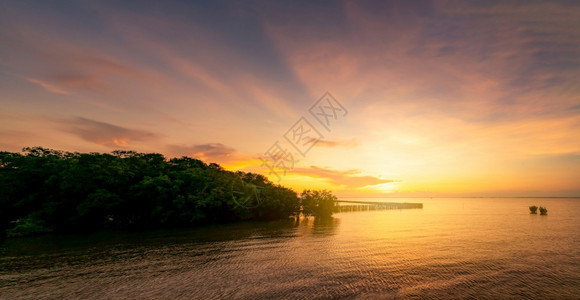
[312,138,358,148]
[292,166,396,189]
[1,1,578,196]
[167,143,236,162]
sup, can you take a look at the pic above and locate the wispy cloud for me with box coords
[312,138,358,148]
[23,77,70,95]
[62,117,157,148]
[1,1,578,196]
[265,1,580,120]
[292,166,395,188]
[167,143,238,162]
[52,74,111,93]
[0,19,155,98]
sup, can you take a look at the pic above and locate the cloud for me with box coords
[63,117,157,148]
[167,143,262,170]
[264,1,580,121]
[23,77,70,95]
[0,18,154,96]
[77,56,150,80]
[52,74,111,93]
[85,1,310,116]
[292,166,396,188]
[167,143,237,162]
[44,56,155,94]
[1,1,578,196]
[312,138,358,148]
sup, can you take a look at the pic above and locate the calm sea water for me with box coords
[1,198,579,299]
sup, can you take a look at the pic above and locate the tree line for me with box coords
[0,147,337,237]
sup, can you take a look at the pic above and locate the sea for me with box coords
[1,197,578,299]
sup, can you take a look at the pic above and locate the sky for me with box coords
[1,0,579,197]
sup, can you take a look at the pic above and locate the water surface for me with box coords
[1,198,579,299]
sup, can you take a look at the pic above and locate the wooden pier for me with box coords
[335,200,423,213]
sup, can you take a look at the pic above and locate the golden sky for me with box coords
[1,1,579,197]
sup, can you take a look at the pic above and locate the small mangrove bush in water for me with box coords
[529,205,538,214]
[539,206,548,215]
[300,189,338,218]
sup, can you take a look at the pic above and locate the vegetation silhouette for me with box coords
[539,206,548,215]
[529,205,538,214]
[300,190,338,218]
[0,147,337,237]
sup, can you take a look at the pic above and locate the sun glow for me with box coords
[0,1,578,197]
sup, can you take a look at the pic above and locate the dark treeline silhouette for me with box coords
[0,147,336,237]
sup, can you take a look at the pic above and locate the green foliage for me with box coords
[529,205,538,214]
[6,211,54,237]
[300,189,338,217]
[0,147,301,236]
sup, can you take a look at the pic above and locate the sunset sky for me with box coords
[1,1,579,197]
